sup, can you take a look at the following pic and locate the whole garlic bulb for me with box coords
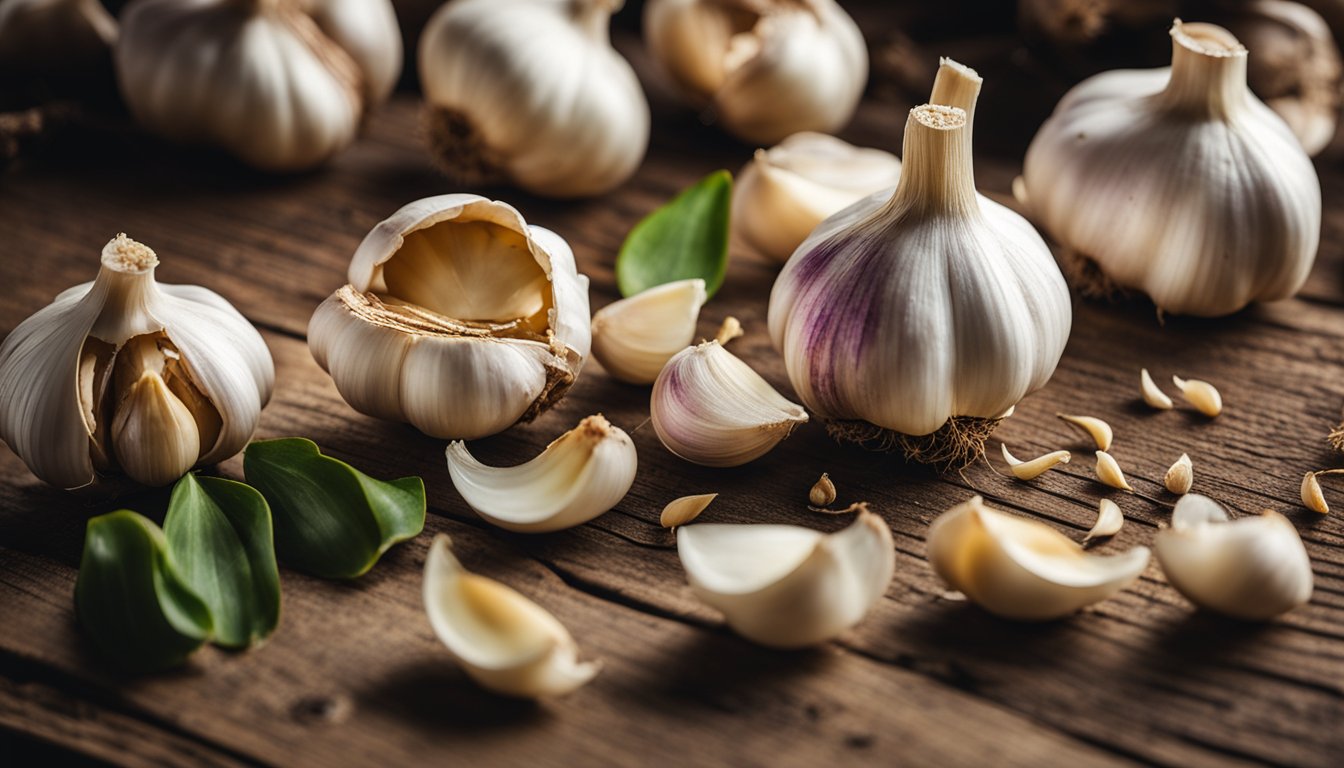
[643,0,867,144]
[0,234,274,489]
[0,0,117,83]
[419,0,649,198]
[1020,20,1321,317]
[309,194,591,440]
[115,0,403,171]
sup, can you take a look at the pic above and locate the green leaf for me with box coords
[75,511,213,671]
[243,438,426,580]
[164,474,280,648]
[616,170,732,299]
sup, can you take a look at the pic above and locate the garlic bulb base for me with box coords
[1329,421,1344,453]
[826,415,1002,470]
[423,106,507,189]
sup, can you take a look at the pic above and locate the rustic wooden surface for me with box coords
[3,11,1344,767]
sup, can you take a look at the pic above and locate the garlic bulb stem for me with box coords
[886,105,978,220]
[929,57,982,123]
[1158,22,1249,118]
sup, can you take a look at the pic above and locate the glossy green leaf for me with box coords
[616,170,732,298]
[243,438,426,580]
[164,474,280,648]
[75,510,213,671]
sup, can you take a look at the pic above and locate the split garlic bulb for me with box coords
[590,278,707,385]
[419,0,649,198]
[1021,20,1321,317]
[0,235,274,489]
[309,194,592,440]
[733,133,903,263]
[643,0,867,144]
[115,0,402,171]
[677,510,895,648]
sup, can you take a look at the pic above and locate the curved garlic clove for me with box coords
[1083,499,1124,543]
[661,493,717,528]
[1172,375,1223,417]
[927,495,1151,621]
[676,510,895,648]
[1000,444,1071,480]
[1095,451,1133,491]
[1057,414,1113,451]
[1165,453,1194,495]
[590,279,707,385]
[1140,368,1173,410]
[650,341,807,467]
[809,472,836,506]
[1301,471,1329,514]
[423,534,601,698]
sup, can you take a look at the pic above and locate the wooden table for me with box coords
[2,15,1343,768]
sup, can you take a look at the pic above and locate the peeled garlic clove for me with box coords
[1095,451,1133,491]
[651,341,807,467]
[1172,375,1223,417]
[423,535,600,698]
[1165,453,1194,495]
[1140,368,1173,410]
[591,279,707,385]
[809,472,836,506]
[1057,414,1113,451]
[1000,444,1071,480]
[1155,495,1313,620]
[676,510,895,648]
[928,496,1150,621]
[661,493,717,528]
[1302,472,1328,514]
[1083,499,1124,543]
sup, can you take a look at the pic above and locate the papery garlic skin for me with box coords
[0,0,117,81]
[309,194,591,440]
[419,0,649,198]
[677,510,895,648]
[1021,20,1321,317]
[591,279,706,385]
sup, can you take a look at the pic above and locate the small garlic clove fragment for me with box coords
[1095,451,1133,491]
[1140,368,1173,410]
[714,316,743,346]
[1083,499,1124,543]
[809,473,836,506]
[1057,414,1113,451]
[110,371,201,487]
[1165,453,1194,495]
[661,493,717,528]
[1301,472,1328,514]
[1172,376,1223,417]
[591,279,708,385]
[423,535,600,698]
[1000,444,1071,480]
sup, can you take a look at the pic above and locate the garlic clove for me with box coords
[110,370,200,487]
[423,535,600,698]
[591,279,707,385]
[676,510,895,648]
[1001,444,1071,480]
[1083,499,1124,543]
[1165,453,1194,495]
[1095,451,1133,491]
[1057,414,1113,451]
[1140,368,1174,409]
[1302,471,1328,514]
[400,335,552,440]
[1172,375,1223,417]
[661,493,717,528]
[809,472,837,506]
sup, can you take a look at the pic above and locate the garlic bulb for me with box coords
[419,0,649,198]
[643,0,867,144]
[1154,494,1313,620]
[676,510,895,648]
[446,415,636,533]
[116,0,402,171]
[1020,20,1321,317]
[650,340,807,467]
[0,0,117,82]
[0,234,274,489]
[590,278,706,385]
[927,496,1151,621]
[310,195,591,440]
[423,534,601,698]
[733,133,902,263]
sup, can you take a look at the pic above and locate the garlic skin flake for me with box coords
[927,496,1151,621]
[677,510,895,648]
[0,235,274,489]
[445,415,636,533]
[1000,444,1071,481]
[591,279,707,385]
[309,194,591,440]
[1140,368,1173,410]
[1172,375,1222,417]
[423,535,600,698]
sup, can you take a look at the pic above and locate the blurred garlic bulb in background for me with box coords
[419,0,649,198]
[643,0,867,144]
[0,0,117,86]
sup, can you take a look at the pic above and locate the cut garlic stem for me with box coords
[591,278,707,385]
[1140,368,1173,409]
[1165,453,1193,495]
[1057,414,1113,451]
[1095,450,1133,491]
[1172,375,1222,417]
[1000,444,1071,480]
[1083,499,1124,543]
[661,493,717,528]
[714,316,743,346]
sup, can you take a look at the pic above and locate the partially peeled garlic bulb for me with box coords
[0,235,274,489]
[590,279,706,385]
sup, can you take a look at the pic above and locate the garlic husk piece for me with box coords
[1140,367,1173,409]
[0,235,274,489]
[590,278,707,385]
[419,0,649,198]
[309,194,591,440]
[1001,444,1071,481]
[1154,494,1313,620]
[676,510,895,648]
[1083,499,1124,543]
[1172,375,1222,417]
[1021,20,1322,317]
[661,493,717,528]
[423,534,601,698]
[643,0,867,144]
[1165,453,1193,494]
[445,415,636,533]
[733,133,902,263]
[650,340,807,467]
[927,496,1151,621]
[0,0,117,84]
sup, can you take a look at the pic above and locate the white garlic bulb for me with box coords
[677,509,895,648]
[643,0,867,144]
[0,234,274,489]
[590,278,706,385]
[309,194,592,440]
[419,0,649,198]
[115,0,402,171]
[1021,20,1321,317]
[733,132,903,263]
[0,0,117,81]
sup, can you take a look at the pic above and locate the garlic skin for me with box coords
[0,0,117,82]
[733,133,902,263]
[446,415,636,533]
[676,510,895,648]
[1155,494,1312,620]
[590,279,707,385]
[309,194,591,440]
[650,340,807,467]
[0,235,274,489]
[1021,20,1321,317]
[115,0,402,172]
[419,0,649,198]
[643,0,867,144]
[927,496,1151,621]
[423,534,600,698]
